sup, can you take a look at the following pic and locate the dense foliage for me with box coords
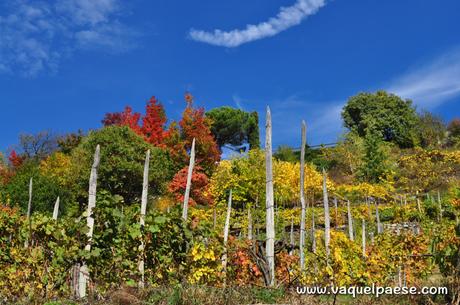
[1,91,460,304]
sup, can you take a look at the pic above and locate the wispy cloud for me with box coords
[189,0,327,47]
[387,48,460,109]
[0,0,137,76]
[232,94,245,110]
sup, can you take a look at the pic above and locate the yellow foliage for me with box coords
[40,152,72,187]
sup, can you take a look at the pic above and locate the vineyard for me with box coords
[1,92,460,305]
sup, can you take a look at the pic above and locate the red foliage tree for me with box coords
[177,94,220,173]
[102,106,142,135]
[168,165,211,206]
[141,96,167,146]
[8,150,24,168]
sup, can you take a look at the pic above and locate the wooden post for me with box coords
[322,169,331,260]
[79,144,100,299]
[376,200,382,234]
[299,120,307,270]
[52,196,60,220]
[213,206,217,230]
[222,190,232,273]
[362,219,366,258]
[289,217,294,256]
[311,211,316,254]
[416,191,422,214]
[265,106,275,287]
[25,177,33,248]
[347,200,354,241]
[334,197,338,228]
[437,191,442,221]
[182,138,196,221]
[247,206,253,241]
[139,149,150,289]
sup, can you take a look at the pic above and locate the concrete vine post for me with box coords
[79,144,100,299]
[322,168,331,260]
[52,197,60,220]
[222,190,232,274]
[347,200,354,241]
[182,138,196,221]
[299,120,307,271]
[139,149,150,289]
[265,106,275,287]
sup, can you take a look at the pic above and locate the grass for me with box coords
[3,284,447,305]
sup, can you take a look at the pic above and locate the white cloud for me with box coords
[387,48,460,109]
[189,0,327,47]
[0,0,135,76]
[56,0,119,26]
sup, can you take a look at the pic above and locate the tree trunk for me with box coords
[222,190,233,276]
[79,144,100,299]
[52,196,60,220]
[322,169,331,260]
[299,120,307,270]
[139,149,150,289]
[347,200,354,241]
[25,177,33,248]
[265,106,275,287]
[182,138,196,221]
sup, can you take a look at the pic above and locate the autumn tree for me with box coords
[322,132,365,183]
[176,94,220,174]
[8,150,25,168]
[102,106,142,135]
[447,118,460,147]
[57,130,85,154]
[397,148,460,193]
[416,110,446,148]
[168,165,211,206]
[0,153,11,185]
[141,96,167,146]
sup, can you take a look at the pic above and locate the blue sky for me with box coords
[1,0,460,153]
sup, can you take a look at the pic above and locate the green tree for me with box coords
[416,110,446,148]
[342,91,418,148]
[206,107,260,151]
[358,131,392,183]
[1,160,73,214]
[274,145,297,163]
[69,126,175,208]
